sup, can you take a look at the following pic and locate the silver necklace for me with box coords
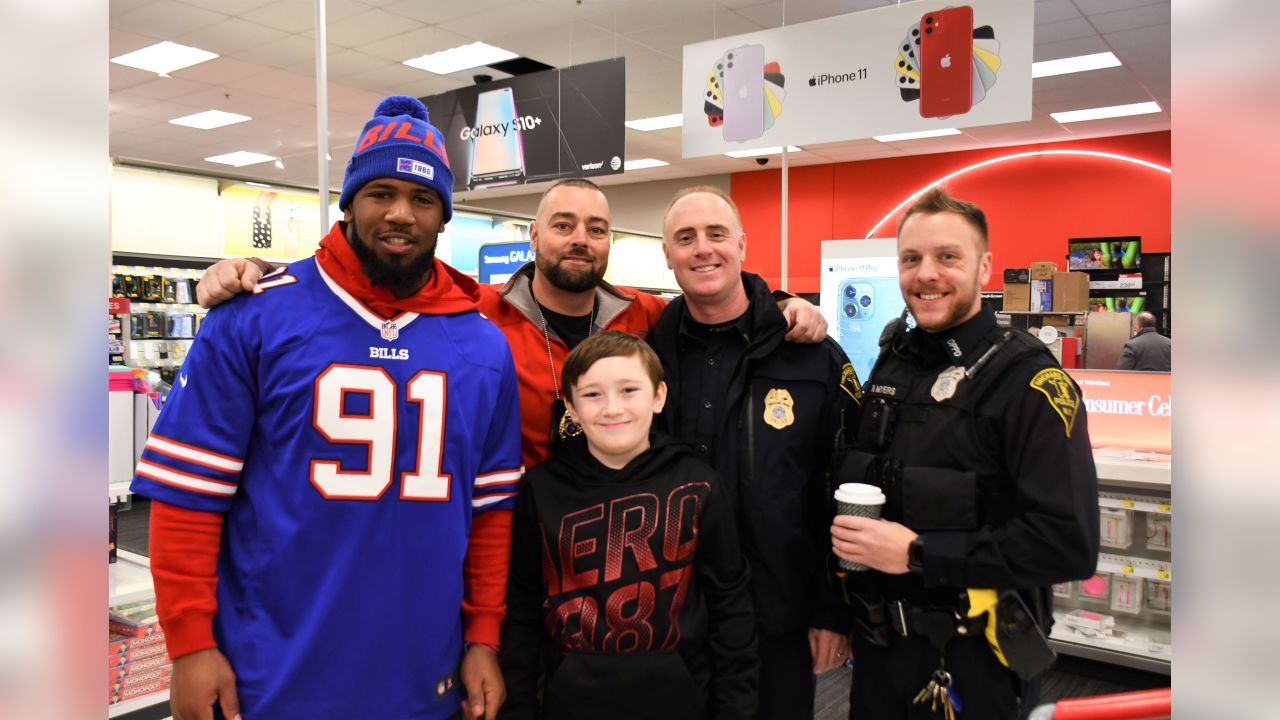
[530,291,597,439]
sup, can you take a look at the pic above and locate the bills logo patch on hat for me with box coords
[396,157,435,180]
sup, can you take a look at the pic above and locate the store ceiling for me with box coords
[109,0,1170,201]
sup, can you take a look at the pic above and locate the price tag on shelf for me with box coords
[1121,565,1135,574]
[1157,504,1171,513]
[1122,500,1135,509]
[1156,569,1170,580]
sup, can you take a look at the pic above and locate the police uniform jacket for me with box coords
[847,304,1099,612]
[648,272,863,636]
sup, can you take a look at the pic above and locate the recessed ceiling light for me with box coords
[1032,52,1121,79]
[1050,101,1161,124]
[169,110,251,130]
[872,128,962,143]
[205,151,277,167]
[724,146,802,159]
[624,114,683,132]
[274,159,285,169]
[111,41,218,76]
[625,158,669,170]
[403,42,519,75]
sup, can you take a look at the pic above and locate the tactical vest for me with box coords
[836,321,1054,605]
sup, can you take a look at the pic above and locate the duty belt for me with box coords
[888,600,988,653]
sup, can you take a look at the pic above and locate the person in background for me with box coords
[500,331,757,720]
[829,186,1099,719]
[132,96,521,720]
[648,186,863,720]
[1116,311,1171,371]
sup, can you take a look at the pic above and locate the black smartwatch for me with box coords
[907,537,925,574]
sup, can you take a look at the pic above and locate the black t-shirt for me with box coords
[539,298,598,351]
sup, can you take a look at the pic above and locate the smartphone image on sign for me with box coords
[469,87,525,189]
[919,5,974,118]
[836,278,906,383]
[721,44,765,142]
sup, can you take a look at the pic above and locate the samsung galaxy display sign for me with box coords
[478,241,534,285]
[681,0,1032,157]
[421,59,625,192]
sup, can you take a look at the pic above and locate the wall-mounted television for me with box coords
[1067,236,1141,270]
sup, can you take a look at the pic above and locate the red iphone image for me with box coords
[919,5,974,118]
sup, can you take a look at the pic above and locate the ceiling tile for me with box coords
[232,33,319,69]
[175,17,290,56]
[1103,24,1170,51]
[179,57,267,85]
[1033,35,1110,62]
[111,2,227,38]
[1034,0,1082,25]
[1034,17,1098,44]
[311,8,421,49]
[110,62,159,92]
[121,76,210,101]
[439,2,583,41]
[353,26,473,64]
[175,0,282,16]
[381,0,522,25]
[1089,3,1171,34]
[1073,0,1166,15]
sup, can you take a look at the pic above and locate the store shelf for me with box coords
[110,482,133,503]
[1094,451,1171,489]
[109,688,169,718]
[1050,610,1171,675]
[109,550,153,607]
[1095,553,1171,583]
[999,311,1087,315]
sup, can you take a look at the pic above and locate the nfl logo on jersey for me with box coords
[381,321,399,341]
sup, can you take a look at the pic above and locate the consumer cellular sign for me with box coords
[1066,369,1171,453]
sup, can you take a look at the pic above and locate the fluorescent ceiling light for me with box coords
[1032,52,1121,79]
[111,41,218,75]
[169,110,251,130]
[1051,101,1162,124]
[205,151,277,167]
[625,114,683,132]
[403,42,518,75]
[873,128,962,143]
[245,182,274,188]
[724,145,802,158]
[625,158,669,170]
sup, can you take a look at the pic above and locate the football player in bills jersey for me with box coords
[499,332,757,720]
[131,96,522,720]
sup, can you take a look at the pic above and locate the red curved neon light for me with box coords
[864,149,1172,239]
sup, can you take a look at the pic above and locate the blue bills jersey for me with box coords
[130,258,522,719]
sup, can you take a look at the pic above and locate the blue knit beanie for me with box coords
[339,95,454,222]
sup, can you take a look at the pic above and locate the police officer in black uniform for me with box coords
[830,187,1100,719]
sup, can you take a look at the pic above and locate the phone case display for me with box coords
[1146,514,1171,552]
[1100,508,1134,550]
[1052,582,1073,600]
[1063,609,1116,639]
[1145,580,1171,613]
[1110,576,1143,614]
[1079,573,1111,603]
[112,264,209,370]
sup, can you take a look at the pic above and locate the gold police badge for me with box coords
[1029,368,1081,437]
[763,388,795,429]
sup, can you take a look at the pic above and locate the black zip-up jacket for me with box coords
[499,433,758,720]
[649,272,863,636]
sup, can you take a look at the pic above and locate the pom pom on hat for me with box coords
[339,95,454,221]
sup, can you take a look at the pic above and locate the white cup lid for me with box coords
[835,482,885,504]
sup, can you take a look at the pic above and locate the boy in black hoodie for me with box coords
[499,331,758,720]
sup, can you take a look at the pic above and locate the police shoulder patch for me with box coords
[840,362,863,404]
[1029,367,1080,438]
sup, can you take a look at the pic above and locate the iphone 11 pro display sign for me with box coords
[820,238,911,385]
[421,59,625,192]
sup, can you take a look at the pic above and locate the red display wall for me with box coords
[732,131,1170,294]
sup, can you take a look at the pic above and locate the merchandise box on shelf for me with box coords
[1030,261,1058,280]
